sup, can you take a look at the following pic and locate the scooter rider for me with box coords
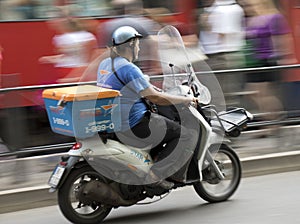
[97,26,199,189]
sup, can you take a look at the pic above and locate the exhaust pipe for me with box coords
[78,180,140,207]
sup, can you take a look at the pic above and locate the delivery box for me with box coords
[43,85,121,138]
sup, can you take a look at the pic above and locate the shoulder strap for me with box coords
[111,57,127,86]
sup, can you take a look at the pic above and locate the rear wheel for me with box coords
[193,144,242,203]
[58,166,112,224]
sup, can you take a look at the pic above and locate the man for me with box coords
[97,26,199,189]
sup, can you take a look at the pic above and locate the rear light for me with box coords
[59,161,68,166]
[72,142,82,150]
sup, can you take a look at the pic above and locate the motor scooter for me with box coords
[44,25,253,224]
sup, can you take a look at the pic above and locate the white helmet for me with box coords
[112,26,143,46]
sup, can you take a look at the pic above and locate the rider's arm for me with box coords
[140,86,196,106]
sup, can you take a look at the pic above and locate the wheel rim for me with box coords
[200,148,240,198]
[67,171,111,217]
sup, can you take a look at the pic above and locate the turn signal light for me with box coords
[72,142,82,150]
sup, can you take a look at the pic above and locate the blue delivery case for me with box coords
[42,85,121,139]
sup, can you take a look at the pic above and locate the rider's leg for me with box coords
[144,113,199,181]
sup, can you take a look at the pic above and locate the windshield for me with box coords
[157,25,225,110]
[158,25,192,90]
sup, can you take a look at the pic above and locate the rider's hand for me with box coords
[190,97,198,108]
[184,96,198,107]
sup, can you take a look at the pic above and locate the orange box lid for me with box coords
[42,85,120,101]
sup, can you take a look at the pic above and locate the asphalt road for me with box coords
[0,171,299,224]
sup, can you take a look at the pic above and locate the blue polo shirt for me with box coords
[97,57,150,131]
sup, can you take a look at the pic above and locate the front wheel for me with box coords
[193,144,242,203]
[58,166,112,224]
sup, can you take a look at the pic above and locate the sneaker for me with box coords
[146,171,174,190]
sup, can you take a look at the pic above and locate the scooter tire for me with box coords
[58,165,112,224]
[193,144,242,203]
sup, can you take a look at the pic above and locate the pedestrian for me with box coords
[199,0,245,69]
[39,17,97,83]
[242,0,296,136]
[198,0,246,104]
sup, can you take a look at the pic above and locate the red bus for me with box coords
[0,0,197,150]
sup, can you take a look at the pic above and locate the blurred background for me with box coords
[0,0,300,192]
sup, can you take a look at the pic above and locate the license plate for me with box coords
[48,165,65,188]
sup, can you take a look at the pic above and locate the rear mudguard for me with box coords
[49,156,85,193]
